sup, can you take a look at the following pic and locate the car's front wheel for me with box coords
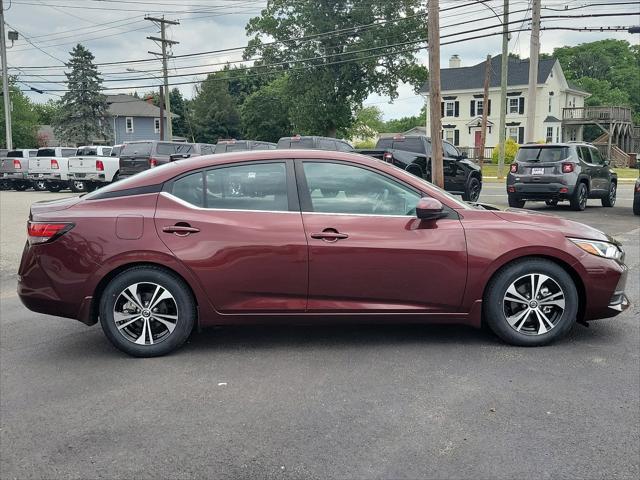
[601,182,616,207]
[483,259,578,346]
[99,266,196,357]
[462,176,481,202]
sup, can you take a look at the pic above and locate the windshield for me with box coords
[121,142,153,157]
[516,146,569,162]
[37,149,56,157]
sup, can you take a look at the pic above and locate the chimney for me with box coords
[145,95,154,105]
[449,55,461,68]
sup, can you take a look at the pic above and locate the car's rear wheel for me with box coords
[70,180,88,192]
[0,180,10,190]
[483,259,578,346]
[601,182,616,207]
[33,180,48,191]
[13,182,29,191]
[45,182,63,192]
[462,176,481,202]
[508,194,525,208]
[99,266,196,357]
[570,182,588,211]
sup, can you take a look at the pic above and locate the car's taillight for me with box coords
[96,160,104,171]
[510,163,518,173]
[149,158,158,168]
[13,159,21,169]
[562,162,574,173]
[383,152,393,162]
[51,159,59,169]
[27,222,74,245]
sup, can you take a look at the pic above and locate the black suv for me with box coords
[506,143,617,211]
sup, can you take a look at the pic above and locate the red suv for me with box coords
[18,150,629,356]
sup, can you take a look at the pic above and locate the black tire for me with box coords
[545,199,558,207]
[13,182,29,191]
[33,180,48,191]
[601,182,616,207]
[508,194,525,208]
[483,258,578,347]
[0,180,10,190]
[462,176,482,202]
[570,182,588,211]
[69,180,88,193]
[634,193,640,216]
[45,182,63,193]
[99,266,196,357]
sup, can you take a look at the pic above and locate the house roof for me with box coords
[566,81,589,94]
[420,55,558,93]
[106,94,177,118]
[544,115,562,123]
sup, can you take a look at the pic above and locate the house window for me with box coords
[443,129,456,144]
[509,98,520,114]
[569,128,577,142]
[507,127,519,141]
[445,101,455,117]
[476,100,484,116]
[125,117,134,133]
[154,118,161,134]
[546,127,553,143]
[548,96,552,113]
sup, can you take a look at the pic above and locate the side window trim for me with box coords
[294,158,424,216]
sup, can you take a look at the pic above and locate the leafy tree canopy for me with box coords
[53,44,111,145]
[0,82,39,147]
[344,106,384,140]
[190,72,242,143]
[241,75,292,142]
[245,0,427,137]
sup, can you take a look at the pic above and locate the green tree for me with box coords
[54,44,111,145]
[383,105,425,133]
[0,82,39,147]
[190,72,241,143]
[245,0,427,137]
[345,106,384,140]
[32,99,62,125]
[241,75,292,142]
[168,88,190,139]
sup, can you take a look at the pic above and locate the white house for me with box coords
[420,54,590,150]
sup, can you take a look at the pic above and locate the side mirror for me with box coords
[603,159,610,166]
[170,153,191,162]
[416,197,447,220]
[458,152,468,160]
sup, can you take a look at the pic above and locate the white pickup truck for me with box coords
[67,145,121,192]
[27,146,78,192]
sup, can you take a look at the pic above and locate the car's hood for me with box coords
[491,208,613,243]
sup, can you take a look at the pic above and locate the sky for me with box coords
[4,0,639,121]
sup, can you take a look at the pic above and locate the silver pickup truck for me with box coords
[0,149,39,191]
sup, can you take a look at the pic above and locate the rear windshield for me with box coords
[76,147,98,156]
[516,146,570,162]
[37,149,56,157]
[7,150,24,158]
[277,138,315,149]
[121,142,153,157]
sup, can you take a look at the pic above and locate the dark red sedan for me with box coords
[18,150,629,356]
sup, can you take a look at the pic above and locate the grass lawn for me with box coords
[481,163,638,179]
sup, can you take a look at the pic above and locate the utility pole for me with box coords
[427,0,444,188]
[1,0,12,150]
[145,15,179,141]
[159,85,164,141]
[525,0,541,143]
[497,0,509,179]
[480,54,491,164]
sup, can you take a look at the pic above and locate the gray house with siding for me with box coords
[106,94,176,144]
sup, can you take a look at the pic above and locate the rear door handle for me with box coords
[162,225,200,236]
[310,229,349,242]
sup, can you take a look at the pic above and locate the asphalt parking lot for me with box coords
[1,186,638,480]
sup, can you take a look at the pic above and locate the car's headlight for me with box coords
[569,238,623,260]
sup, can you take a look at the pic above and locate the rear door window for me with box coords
[121,142,152,156]
[443,142,459,158]
[172,172,204,207]
[62,149,77,157]
[101,147,112,156]
[205,162,289,211]
[589,148,604,165]
[577,146,592,163]
[175,144,193,154]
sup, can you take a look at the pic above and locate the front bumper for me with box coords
[508,182,576,200]
[582,258,630,321]
[68,172,107,182]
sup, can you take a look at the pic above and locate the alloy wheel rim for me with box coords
[579,186,587,208]
[74,181,85,191]
[610,184,616,204]
[113,282,179,346]
[502,273,565,336]
[470,179,480,201]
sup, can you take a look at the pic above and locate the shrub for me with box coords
[492,138,520,164]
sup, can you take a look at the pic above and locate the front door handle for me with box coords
[310,229,349,242]
[162,225,200,236]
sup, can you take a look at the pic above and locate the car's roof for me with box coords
[520,143,589,148]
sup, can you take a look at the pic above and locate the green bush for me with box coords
[491,138,520,164]
[354,139,376,149]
